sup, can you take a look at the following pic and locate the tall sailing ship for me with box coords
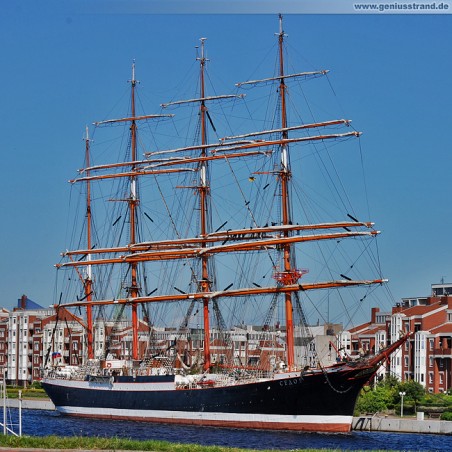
[42,17,408,432]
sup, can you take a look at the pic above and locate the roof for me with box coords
[348,322,371,334]
[429,323,452,334]
[361,326,386,335]
[400,302,444,317]
[16,296,43,310]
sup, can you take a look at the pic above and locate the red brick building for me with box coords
[343,284,452,393]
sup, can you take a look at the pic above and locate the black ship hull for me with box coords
[42,363,376,432]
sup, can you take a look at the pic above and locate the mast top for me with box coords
[277,14,287,39]
[128,59,139,86]
[196,38,209,63]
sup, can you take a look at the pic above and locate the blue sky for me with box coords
[1,2,451,320]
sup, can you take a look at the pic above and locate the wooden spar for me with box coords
[94,113,173,126]
[211,131,361,154]
[57,230,379,268]
[70,150,269,184]
[235,69,329,87]
[84,127,94,360]
[220,119,351,142]
[70,167,197,184]
[161,94,244,108]
[277,15,295,370]
[206,221,375,237]
[62,221,376,257]
[129,62,139,361]
[79,150,269,176]
[152,131,360,158]
[144,140,255,157]
[54,278,388,310]
[140,129,359,161]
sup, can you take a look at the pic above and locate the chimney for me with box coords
[371,307,379,324]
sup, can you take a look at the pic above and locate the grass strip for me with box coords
[0,434,301,451]
[0,435,398,452]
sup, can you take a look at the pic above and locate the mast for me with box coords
[84,126,94,360]
[129,62,139,360]
[198,38,211,370]
[277,14,296,370]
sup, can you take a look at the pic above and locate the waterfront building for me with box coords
[5,296,53,386]
[342,284,452,393]
[393,283,452,393]
[0,308,10,379]
[4,284,450,393]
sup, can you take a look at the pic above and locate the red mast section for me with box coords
[129,62,140,361]
[198,39,212,371]
[277,15,296,370]
[85,62,172,361]
[84,126,94,360]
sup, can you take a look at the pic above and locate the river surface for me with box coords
[3,409,450,451]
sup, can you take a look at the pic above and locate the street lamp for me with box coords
[399,391,406,417]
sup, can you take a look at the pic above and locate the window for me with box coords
[429,356,434,368]
[72,341,78,351]
[429,339,434,350]
[429,372,433,384]
[404,356,409,368]
[440,373,444,384]
[34,342,39,351]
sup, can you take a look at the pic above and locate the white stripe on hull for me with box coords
[56,405,352,432]
[42,378,176,391]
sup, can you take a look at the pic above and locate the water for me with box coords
[4,409,450,451]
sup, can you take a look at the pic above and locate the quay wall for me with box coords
[353,415,452,435]
[5,398,55,410]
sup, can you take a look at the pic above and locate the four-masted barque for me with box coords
[42,16,409,432]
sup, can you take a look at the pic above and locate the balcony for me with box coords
[433,348,452,358]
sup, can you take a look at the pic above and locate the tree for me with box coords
[355,381,395,415]
[396,380,425,410]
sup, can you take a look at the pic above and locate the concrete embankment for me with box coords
[353,415,452,435]
[5,399,55,410]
